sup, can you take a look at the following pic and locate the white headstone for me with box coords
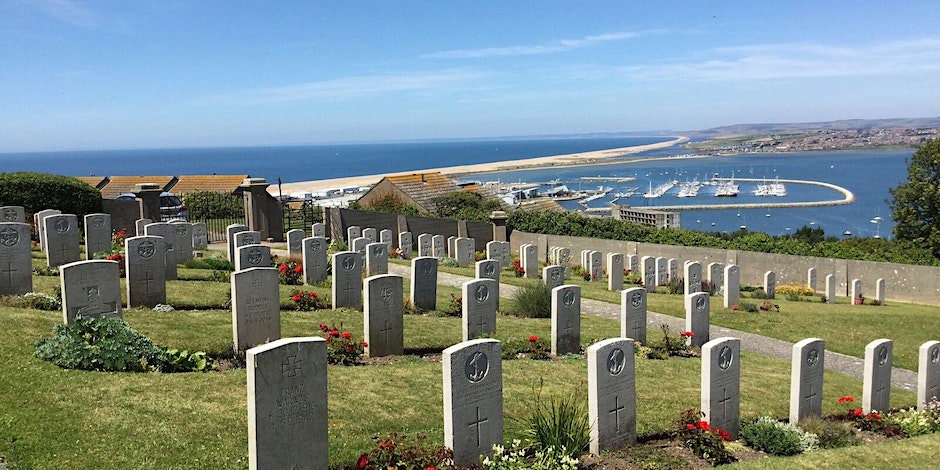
[462,278,498,341]
[875,278,885,305]
[346,225,361,243]
[607,253,624,291]
[655,257,667,286]
[35,209,61,250]
[410,256,438,311]
[124,235,166,308]
[558,247,571,277]
[135,218,153,238]
[286,229,304,258]
[790,338,825,423]
[231,267,280,353]
[521,244,538,278]
[447,236,457,258]
[641,256,656,291]
[918,340,940,410]
[379,229,394,250]
[764,271,776,299]
[418,233,433,257]
[362,227,377,243]
[589,251,602,281]
[172,222,194,263]
[431,235,446,258]
[60,259,122,324]
[236,244,272,272]
[707,262,724,291]
[0,206,25,223]
[365,242,389,276]
[443,339,503,468]
[588,338,636,453]
[455,237,474,267]
[192,222,208,250]
[551,284,581,355]
[851,279,862,304]
[685,261,703,294]
[620,287,647,343]
[626,254,638,274]
[351,236,369,255]
[226,224,248,261]
[0,222,32,295]
[807,267,817,292]
[311,222,326,238]
[702,337,741,439]
[685,292,710,348]
[863,338,892,413]
[723,264,740,308]
[475,259,501,304]
[247,337,328,470]
[364,274,404,357]
[83,213,112,260]
[145,222,178,281]
[331,251,363,310]
[668,258,679,281]
[825,274,836,304]
[542,265,564,290]
[302,237,328,285]
[398,231,413,259]
[44,214,80,267]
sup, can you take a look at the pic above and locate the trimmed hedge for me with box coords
[0,172,102,220]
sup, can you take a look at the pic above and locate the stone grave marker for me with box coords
[60,259,122,324]
[521,244,538,278]
[620,287,647,343]
[332,252,363,310]
[580,249,589,270]
[790,338,825,423]
[432,235,446,258]
[863,338,893,413]
[707,262,724,290]
[380,229,394,250]
[234,230,261,254]
[231,267,281,352]
[365,242,389,275]
[236,244,272,272]
[418,233,433,257]
[875,278,886,305]
[346,225,361,243]
[124,235,166,308]
[723,264,740,308]
[226,224,248,261]
[685,261,702,294]
[247,337,328,470]
[851,279,862,304]
[558,247,571,277]
[702,337,741,439]
[311,222,326,238]
[0,222,33,295]
[607,253,624,291]
[172,222,194,263]
[44,214,80,267]
[485,240,502,267]
[362,227,378,243]
[35,209,61,250]
[302,236,328,284]
[551,284,581,355]
[0,206,25,223]
[443,339,503,468]
[447,236,457,258]
[918,341,940,410]
[543,265,564,289]
[498,241,512,268]
[668,258,679,281]
[398,231,413,259]
[144,222,178,280]
[685,292,710,347]
[548,246,558,265]
[588,338,636,453]
[410,257,438,311]
[83,213,112,260]
[764,271,776,299]
[286,229,305,258]
[807,267,817,292]
[351,236,369,255]
[192,222,208,250]
[455,237,475,267]
[626,254,638,274]
[589,251,602,281]
[364,274,404,357]
[462,278,498,341]
[135,218,153,237]
[655,257,667,286]
[825,274,836,304]
[641,256,656,290]
[475,258,500,291]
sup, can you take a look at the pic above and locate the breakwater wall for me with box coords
[645,178,855,211]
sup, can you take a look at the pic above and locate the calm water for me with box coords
[0,136,669,183]
[465,150,912,238]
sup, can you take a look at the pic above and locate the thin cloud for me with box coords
[422,29,656,59]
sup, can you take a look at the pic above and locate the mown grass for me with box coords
[407,260,940,371]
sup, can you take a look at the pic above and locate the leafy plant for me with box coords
[625,272,643,285]
[276,259,303,285]
[355,432,454,469]
[674,409,736,466]
[666,276,685,294]
[318,322,365,366]
[328,240,347,253]
[643,324,695,359]
[159,349,214,372]
[503,335,551,360]
[740,416,819,455]
[507,281,551,318]
[184,257,235,271]
[20,292,61,311]
[439,256,459,267]
[0,172,102,220]
[523,390,590,459]
[32,266,59,276]
[796,418,861,449]
[482,440,579,470]
[289,290,329,311]
[207,270,230,283]
[885,401,940,437]
[509,258,525,277]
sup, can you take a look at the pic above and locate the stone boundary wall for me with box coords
[508,230,940,305]
[324,207,494,251]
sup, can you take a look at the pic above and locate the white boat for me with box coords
[643,180,678,198]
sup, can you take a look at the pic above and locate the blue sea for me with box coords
[0,136,912,239]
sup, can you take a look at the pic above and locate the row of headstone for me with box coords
[486,240,510,268]
[548,246,572,277]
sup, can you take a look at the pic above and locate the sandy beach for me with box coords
[273,136,687,195]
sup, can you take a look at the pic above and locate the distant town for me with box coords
[686,126,940,154]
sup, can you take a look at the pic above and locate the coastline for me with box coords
[273,136,687,195]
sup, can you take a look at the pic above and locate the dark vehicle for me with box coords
[116,191,189,222]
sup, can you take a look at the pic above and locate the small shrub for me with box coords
[508,281,551,318]
[439,256,459,268]
[317,322,365,365]
[184,257,235,271]
[645,324,695,359]
[785,290,802,302]
[748,288,769,299]
[483,439,579,469]
[159,349,214,372]
[509,258,525,277]
[738,302,759,313]
[740,416,819,456]
[21,292,61,311]
[289,290,329,311]
[777,284,815,296]
[885,402,940,437]
[666,276,685,294]
[33,266,59,276]
[402,299,420,315]
[523,391,590,459]
[796,418,860,449]
[674,409,736,466]
[276,259,303,285]
[701,280,717,295]
[327,240,347,253]
[503,335,551,360]
[0,172,102,219]
[356,433,455,470]
[624,272,643,285]
[207,270,230,283]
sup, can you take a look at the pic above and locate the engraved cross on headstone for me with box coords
[609,395,625,432]
[564,315,575,335]
[282,355,302,377]
[876,386,887,407]
[379,318,393,343]
[717,388,732,420]
[142,271,154,293]
[804,384,817,408]
[56,244,71,259]
[1,262,15,285]
[468,406,488,447]
[631,319,642,339]
[340,282,358,301]
[476,312,488,331]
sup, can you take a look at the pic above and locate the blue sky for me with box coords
[2,0,939,152]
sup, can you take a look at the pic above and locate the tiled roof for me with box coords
[385,173,460,211]
[73,176,107,189]
[169,175,249,194]
[99,176,175,199]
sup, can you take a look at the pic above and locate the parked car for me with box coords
[115,191,189,222]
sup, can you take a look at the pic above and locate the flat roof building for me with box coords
[611,204,680,229]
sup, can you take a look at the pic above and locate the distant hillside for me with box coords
[689,117,940,138]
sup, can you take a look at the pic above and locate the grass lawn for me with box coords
[413,260,940,371]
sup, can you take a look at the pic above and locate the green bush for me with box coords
[0,172,102,222]
[666,276,684,294]
[181,191,243,220]
[184,257,235,271]
[439,256,459,267]
[160,349,214,372]
[523,392,590,459]
[741,416,819,455]
[20,292,61,311]
[507,281,551,318]
[885,403,940,437]
[796,418,860,449]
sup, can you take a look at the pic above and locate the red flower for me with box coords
[341,331,351,339]
[309,292,318,298]
[454,297,462,303]
[716,429,732,442]
[278,264,288,273]
[319,323,328,332]
[838,396,855,403]
[680,331,694,338]
[696,421,710,431]
[867,412,881,420]
[291,294,302,302]
[294,265,302,273]
[356,453,368,468]
[685,423,695,430]
[731,305,739,311]
[852,408,863,417]
[329,329,340,337]
[427,467,437,470]
[529,335,539,342]
[362,341,368,348]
